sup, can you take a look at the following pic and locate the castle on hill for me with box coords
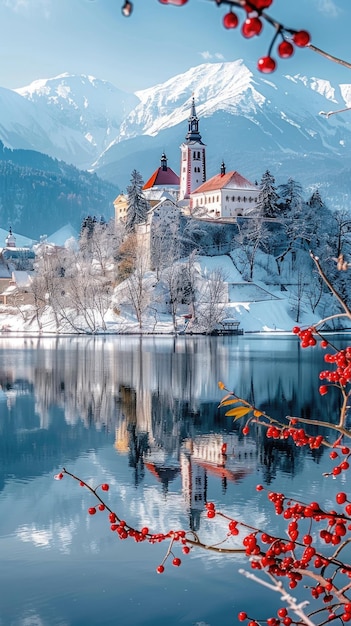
[114,97,260,224]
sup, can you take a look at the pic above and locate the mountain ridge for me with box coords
[0,59,351,205]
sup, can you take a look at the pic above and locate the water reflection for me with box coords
[0,335,347,626]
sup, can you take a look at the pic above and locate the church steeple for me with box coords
[185,97,204,144]
[5,227,16,248]
[179,97,207,200]
[160,152,168,171]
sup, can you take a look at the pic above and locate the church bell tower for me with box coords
[179,97,206,200]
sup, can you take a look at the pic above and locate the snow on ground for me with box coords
[0,254,328,335]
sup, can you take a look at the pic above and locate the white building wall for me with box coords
[179,144,206,200]
[192,187,260,218]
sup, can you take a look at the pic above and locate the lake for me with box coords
[0,334,348,626]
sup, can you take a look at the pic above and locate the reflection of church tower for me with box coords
[5,227,16,248]
[180,447,207,532]
[179,97,206,200]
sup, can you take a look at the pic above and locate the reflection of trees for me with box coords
[0,335,340,493]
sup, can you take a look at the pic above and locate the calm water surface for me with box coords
[0,334,348,626]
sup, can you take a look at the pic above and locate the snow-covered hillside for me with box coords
[0,254,337,336]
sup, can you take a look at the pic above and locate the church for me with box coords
[114,97,260,223]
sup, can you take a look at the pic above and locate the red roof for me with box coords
[192,171,256,195]
[143,167,180,190]
[193,459,250,482]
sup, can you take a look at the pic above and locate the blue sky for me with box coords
[0,0,350,92]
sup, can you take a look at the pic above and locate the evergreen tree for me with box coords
[304,189,334,252]
[278,178,304,216]
[126,170,149,233]
[258,170,279,218]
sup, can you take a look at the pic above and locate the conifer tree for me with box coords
[126,170,149,233]
[258,170,279,218]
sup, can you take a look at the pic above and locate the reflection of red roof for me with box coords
[192,171,256,194]
[143,167,180,190]
[193,460,250,482]
[145,462,180,483]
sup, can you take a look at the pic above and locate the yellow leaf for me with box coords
[218,381,225,390]
[220,398,242,407]
[225,406,252,419]
[254,410,263,417]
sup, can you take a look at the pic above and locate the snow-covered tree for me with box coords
[235,216,269,280]
[115,240,152,329]
[258,170,279,219]
[197,267,227,333]
[126,170,149,233]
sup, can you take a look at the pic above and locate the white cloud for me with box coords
[3,0,50,16]
[199,51,225,61]
[315,0,341,17]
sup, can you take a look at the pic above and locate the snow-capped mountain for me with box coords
[15,73,138,168]
[1,60,351,196]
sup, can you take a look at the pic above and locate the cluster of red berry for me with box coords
[54,470,191,573]
[293,325,351,396]
[205,487,351,623]
[159,0,310,74]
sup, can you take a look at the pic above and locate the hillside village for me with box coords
[0,98,350,335]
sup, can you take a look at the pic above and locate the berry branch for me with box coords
[125,0,351,76]
[54,256,351,626]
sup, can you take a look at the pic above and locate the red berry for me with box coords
[141,527,149,535]
[336,492,347,504]
[319,385,328,396]
[242,425,249,435]
[156,565,165,574]
[88,507,97,515]
[207,509,216,518]
[257,56,276,73]
[223,11,238,29]
[182,546,190,554]
[242,16,263,38]
[293,30,311,47]
[277,608,288,618]
[101,483,109,491]
[292,326,300,334]
[238,612,248,622]
[243,0,272,10]
[256,484,264,491]
[98,503,105,511]
[79,481,85,486]
[172,557,181,566]
[278,40,294,59]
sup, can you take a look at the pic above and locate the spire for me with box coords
[5,226,16,248]
[160,152,168,171]
[185,97,204,144]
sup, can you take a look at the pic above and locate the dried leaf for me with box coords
[218,381,225,390]
[254,410,263,417]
